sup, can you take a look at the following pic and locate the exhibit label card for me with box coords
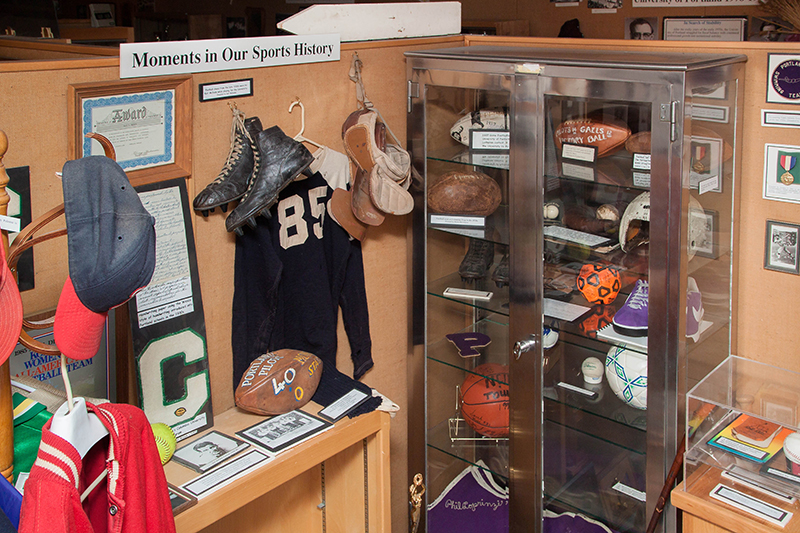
[121,34,340,78]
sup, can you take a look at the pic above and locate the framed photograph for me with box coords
[237,410,332,453]
[625,17,657,40]
[764,220,800,275]
[663,17,747,42]
[690,209,718,259]
[68,76,192,186]
[167,484,197,516]
[172,430,250,473]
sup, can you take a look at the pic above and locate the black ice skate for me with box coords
[225,126,314,235]
[193,109,262,216]
[458,239,494,283]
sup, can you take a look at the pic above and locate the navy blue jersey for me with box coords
[232,171,374,392]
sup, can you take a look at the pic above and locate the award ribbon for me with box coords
[780,154,797,185]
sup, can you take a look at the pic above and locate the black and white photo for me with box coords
[237,410,331,453]
[172,430,250,473]
[765,220,800,274]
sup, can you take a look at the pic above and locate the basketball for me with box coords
[459,363,509,438]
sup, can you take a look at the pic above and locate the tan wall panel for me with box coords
[0,64,121,314]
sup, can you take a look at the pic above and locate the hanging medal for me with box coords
[692,144,707,172]
[780,154,796,185]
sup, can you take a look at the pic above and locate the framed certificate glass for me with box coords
[68,76,191,185]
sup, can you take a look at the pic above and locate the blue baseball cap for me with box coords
[54,156,156,360]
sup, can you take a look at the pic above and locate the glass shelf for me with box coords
[427,315,509,381]
[427,272,510,317]
[428,205,510,246]
[427,146,510,172]
[427,417,510,483]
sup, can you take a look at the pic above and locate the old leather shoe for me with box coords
[458,238,494,282]
[226,126,314,234]
[194,113,262,214]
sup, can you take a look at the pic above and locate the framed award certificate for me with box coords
[68,76,191,185]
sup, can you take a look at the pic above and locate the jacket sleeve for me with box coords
[339,238,373,380]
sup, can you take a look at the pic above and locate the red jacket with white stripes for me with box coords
[19,402,175,533]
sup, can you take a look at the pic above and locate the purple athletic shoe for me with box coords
[686,277,704,341]
[612,279,648,337]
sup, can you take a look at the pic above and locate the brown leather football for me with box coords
[235,349,323,415]
[554,118,631,158]
[427,170,502,216]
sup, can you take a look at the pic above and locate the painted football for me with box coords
[235,349,323,416]
[450,109,509,146]
[554,118,631,158]
[428,170,502,216]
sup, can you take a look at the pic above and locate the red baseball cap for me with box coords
[0,241,23,365]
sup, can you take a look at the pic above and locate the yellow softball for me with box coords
[151,423,177,465]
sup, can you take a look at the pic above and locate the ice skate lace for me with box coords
[212,108,258,183]
[626,282,649,310]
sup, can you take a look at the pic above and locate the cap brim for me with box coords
[54,277,107,361]
[330,188,367,241]
[0,244,23,365]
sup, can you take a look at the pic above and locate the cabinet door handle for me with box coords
[513,335,536,359]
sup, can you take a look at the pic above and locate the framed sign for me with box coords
[129,179,213,441]
[663,17,747,41]
[68,76,191,185]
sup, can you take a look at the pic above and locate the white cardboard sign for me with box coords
[120,34,340,79]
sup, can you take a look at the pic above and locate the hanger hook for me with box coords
[288,98,305,138]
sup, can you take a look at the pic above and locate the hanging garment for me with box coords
[19,402,175,533]
[232,171,379,414]
[12,394,49,486]
[0,475,20,530]
[427,461,509,533]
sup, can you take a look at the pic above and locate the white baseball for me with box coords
[581,357,604,384]
[784,432,800,464]
[544,203,560,220]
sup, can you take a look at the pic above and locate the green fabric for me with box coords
[12,393,51,483]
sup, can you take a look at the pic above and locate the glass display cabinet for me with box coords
[406,46,745,533]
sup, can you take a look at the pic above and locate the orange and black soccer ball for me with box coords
[577,263,621,305]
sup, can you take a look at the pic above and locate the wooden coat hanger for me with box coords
[289,99,323,149]
[3,133,113,495]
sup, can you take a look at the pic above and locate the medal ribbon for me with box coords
[780,154,796,172]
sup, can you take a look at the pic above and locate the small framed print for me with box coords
[172,430,250,473]
[690,209,718,259]
[167,484,197,516]
[237,410,331,453]
[689,136,723,192]
[318,389,371,422]
[764,220,800,275]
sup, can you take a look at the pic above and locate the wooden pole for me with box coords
[0,130,15,482]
